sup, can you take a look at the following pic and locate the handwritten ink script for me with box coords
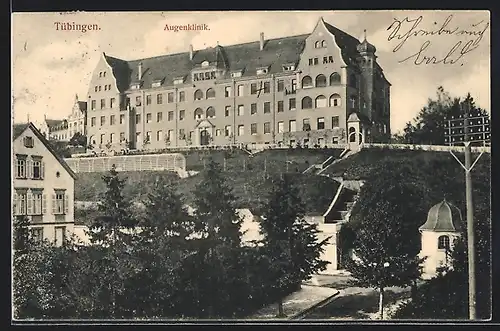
[387,14,489,66]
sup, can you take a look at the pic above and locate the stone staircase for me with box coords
[324,187,358,223]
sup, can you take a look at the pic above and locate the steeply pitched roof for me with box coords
[13,122,78,180]
[13,123,29,140]
[45,119,64,128]
[77,101,87,112]
[323,21,361,66]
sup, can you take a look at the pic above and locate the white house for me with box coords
[12,123,77,246]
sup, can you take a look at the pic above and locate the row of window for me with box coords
[94,84,113,92]
[15,156,44,180]
[28,226,67,246]
[98,71,107,78]
[13,190,69,216]
[308,56,335,66]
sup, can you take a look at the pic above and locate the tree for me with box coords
[68,132,87,147]
[342,159,428,319]
[259,174,329,317]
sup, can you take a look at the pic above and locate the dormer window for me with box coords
[131,82,142,90]
[152,79,164,88]
[256,67,269,76]
[193,71,216,81]
[231,71,242,78]
[201,60,210,67]
[282,64,295,72]
[174,77,185,85]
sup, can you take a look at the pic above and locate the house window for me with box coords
[16,157,26,178]
[206,107,216,119]
[136,96,142,106]
[100,134,105,144]
[194,108,203,120]
[303,118,311,131]
[264,82,270,93]
[55,226,66,246]
[146,131,152,143]
[120,114,125,124]
[146,95,152,105]
[110,98,116,108]
[237,85,244,97]
[53,192,65,215]
[317,117,325,130]
[98,99,104,109]
[277,121,284,133]
[179,91,185,102]
[206,88,216,99]
[277,80,284,92]
[163,111,171,122]
[100,116,106,126]
[98,86,102,92]
[135,114,141,124]
[438,235,450,250]
[332,137,339,144]
[330,94,342,107]
[30,227,43,243]
[216,129,221,136]
[308,58,313,66]
[225,86,231,97]
[110,133,115,143]
[168,130,174,141]
[168,92,174,103]
[251,83,257,95]
[146,113,152,123]
[302,76,313,88]
[179,129,185,139]
[238,105,244,116]
[194,89,203,101]
[251,103,257,115]
[120,132,125,142]
[264,102,271,113]
[289,120,296,132]
[332,116,340,128]
[155,94,162,104]
[23,136,34,148]
[315,95,327,108]
[315,74,327,87]
[136,132,141,144]
[110,115,115,125]
[225,125,232,137]
[302,96,313,109]
[179,110,185,120]
[289,98,296,110]
[225,106,231,117]
[251,123,257,135]
[157,112,163,122]
[91,100,96,110]
[32,159,44,179]
[314,58,319,65]
[264,122,271,134]
[238,125,244,136]
[277,101,284,112]
[91,117,96,127]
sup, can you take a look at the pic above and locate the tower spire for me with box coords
[363,29,367,41]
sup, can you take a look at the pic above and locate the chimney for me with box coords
[260,32,265,51]
[189,44,194,60]
[138,62,143,80]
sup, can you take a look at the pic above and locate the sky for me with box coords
[11,10,490,133]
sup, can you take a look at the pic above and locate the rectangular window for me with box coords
[264,82,270,93]
[225,86,231,97]
[314,58,319,65]
[100,116,106,126]
[15,192,27,215]
[323,56,328,64]
[91,100,96,110]
[32,192,43,215]
[237,85,244,97]
[179,110,185,121]
[136,132,141,144]
[16,157,26,178]
[53,192,65,215]
[146,95,152,105]
[100,99,105,109]
[238,105,244,116]
[55,226,66,246]
[110,115,115,125]
[264,122,271,134]
[251,103,257,115]
[146,131,152,142]
[23,136,34,148]
[110,98,116,108]
[136,96,142,106]
[328,56,334,63]
[100,134,105,144]
[120,114,125,124]
[225,106,231,117]
[225,125,232,137]
[168,92,174,103]
[110,133,115,143]
[238,125,244,136]
[91,117,96,127]
[216,129,221,136]
[277,101,284,112]
[30,227,43,243]
[289,98,296,110]
[179,91,185,102]
[303,118,311,131]
[308,58,313,66]
[120,132,125,142]
[264,102,271,114]
[167,130,174,142]
[156,130,163,142]
[277,80,284,92]
[146,113,152,123]
[179,129,185,139]
[135,114,141,124]
[289,120,296,132]
[157,94,163,104]
[251,83,257,95]
[32,159,43,179]
[168,111,174,121]
[332,116,340,128]
[317,117,325,130]
[251,123,257,135]
[277,121,284,133]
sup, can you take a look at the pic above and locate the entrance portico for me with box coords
[194,119,216,146]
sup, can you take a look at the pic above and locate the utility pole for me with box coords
[444,101,490,320]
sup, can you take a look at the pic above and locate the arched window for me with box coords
[314,41,320,48]
[330,94,341,107]
[438,235,450,250]
[349,74,357,88]
[301,96,313,109]
[349,127,356,142]
[194,108,204,120]
[315,95,327,108]
[206,107,216,119]
[302,76,313,88]
[206,88,216,99]
[315,74,327,87]
[330,72,341,85]
[194,89,203,101]
[321,40,326,48]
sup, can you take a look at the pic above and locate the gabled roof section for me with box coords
[13,122,78,180]
[13,123,29,140]
[45,119,64,128]
[103,54,131,92]
[77,101,88,112]
[323,21,361,65]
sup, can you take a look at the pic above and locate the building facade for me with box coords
[85,17,391,152]
[12,123,77,246]
[67,94,88,138]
